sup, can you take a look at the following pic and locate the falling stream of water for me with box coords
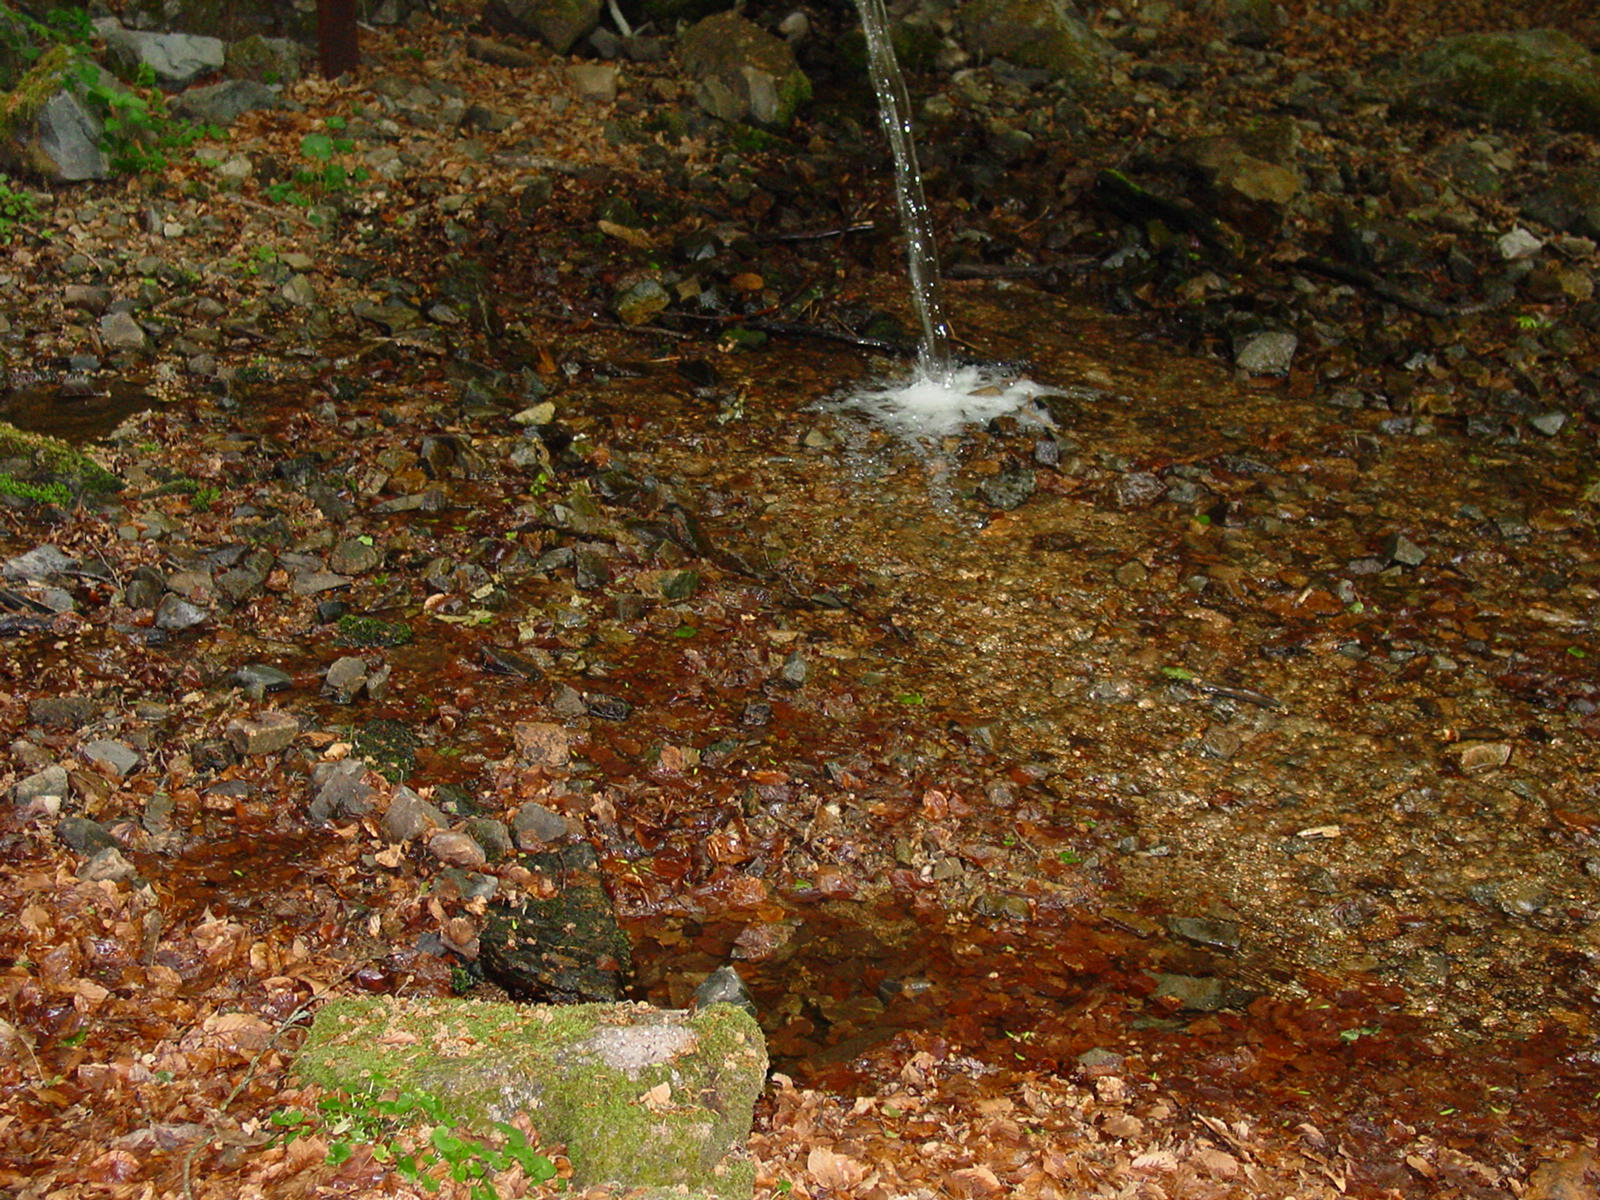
[846,0,1048,436]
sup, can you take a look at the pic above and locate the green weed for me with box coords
[0,174,44,242]
[264,122,369,207]
[270,1080,557,1198]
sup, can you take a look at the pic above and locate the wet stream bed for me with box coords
[2,282,1596,1195]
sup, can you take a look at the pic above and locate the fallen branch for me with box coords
[1292,255,1499,319]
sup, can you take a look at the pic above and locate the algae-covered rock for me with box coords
[295,996,767,1198]
[485,0,602,55]
[958,0,1110,87]
[678,11,811,130]
[1403,29,1600,134]
[0,419,123,497]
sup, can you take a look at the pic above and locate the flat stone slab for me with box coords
[294,996,766,1198]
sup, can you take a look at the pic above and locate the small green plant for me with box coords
[70,59,216,174]
[1513,313,1553,332]
[270,1080,557,1198]
[0,175,44,242]
[264,122,369,207]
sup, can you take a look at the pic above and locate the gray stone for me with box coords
[172,79,279,126]
[679,11,812,129]
[310,759,376,823]
[323,655,370,702]
[102,28,225,89]
[1167,916,1242,950]
[977,467,1037,511]
[464,817,514,862]
[13,764,69,805]
[81,739,139,777]
[1382,532,1427,567]
[77,846,138,882]
[226,710,299,755]
[1151,972,1232,1011]
[232,663,293,694]
[329,537,381,575]
[99,310,148,353]
[280,273,317,307]
[383,786,447,842]
[512,802,569,847]
[57,815,119,855]
[29,696,94,729]
[24,87,110,182]
[1234,330,1298,376]
[484,0,601,54]
[4,545,76,580]
[1113,471,1166,509]
[63,285,113,314]
[154,594,208,630]
[428,829,487,869]
[1529,411,1567,436]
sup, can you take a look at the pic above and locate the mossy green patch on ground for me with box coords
[335,613,414,647]
[294,997,766,1199]
[0,419,123,495]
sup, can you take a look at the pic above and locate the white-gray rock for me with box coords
[99,310,148,353]
[102,28,226,88]
[1234,330,1298,376]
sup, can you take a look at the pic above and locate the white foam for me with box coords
[836,363,1051,438]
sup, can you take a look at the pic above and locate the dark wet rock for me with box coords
[550,684,587,718]
[12,763,68,805]
[692,964,757,1017]
[217,558,270,603]
[1168,131,1301,235]
[171,79,278,126]
[481,644,545,680]
[573,546,610,589]
[57,815,119,855]
[1199,726,1243,760]
[974,892,1031,921]
[323,655,370,703]
[513,802,570,848]
[513,720,570,767]
[153,594,208,631]
[309,759,376,824]
[428,829,488,869]
[1401,29,1600,133]
[81,739,139,777]
[610,278,670,327]
[226,710,299,756]
[780,652,808,687]
[1075,1047,1125,1077]
[436,868,499,903]
[977,466,1036,511]
[585,694,633,721]
[740,699,773,728]
[97,310,147,353]
[1112,560,1147,588]
[1234,330,1298,376]
[383,786,447,842]
[481,844,633,1002]
[1381,532,1427,567]
[353,719,419,782]
[232,663,292,694]
[101,27,225,88]
[1167,916,1242,951]
[660,569,699,601]
[1112,471,1166,510]
[678,11,811,129]
[1087,678,1138,704]
[191,738,237,771]
[1151,972,1245,1011]
[958,0,1110,86]
[29,696,94,730]
[485,0,601,54]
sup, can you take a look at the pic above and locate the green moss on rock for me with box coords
[0,419,123,496]
[295,996,767,1199]
[1407,29,1600,134]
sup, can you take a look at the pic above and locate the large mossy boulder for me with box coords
[484,0,602,55]
[0,44,109,182]
[958,0,1110,86]
[295,996,768,1199]
[1402,29,1600,134]
[678,10,811,130]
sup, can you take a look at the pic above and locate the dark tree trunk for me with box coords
[318,0,360,79]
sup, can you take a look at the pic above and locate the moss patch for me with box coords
[295,997,766,1199]
[1408,29,1600,134]
[0,419,124,496]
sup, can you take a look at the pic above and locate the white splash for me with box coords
[838,363,1052,438]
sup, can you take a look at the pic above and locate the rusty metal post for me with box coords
[318,0,360,79]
